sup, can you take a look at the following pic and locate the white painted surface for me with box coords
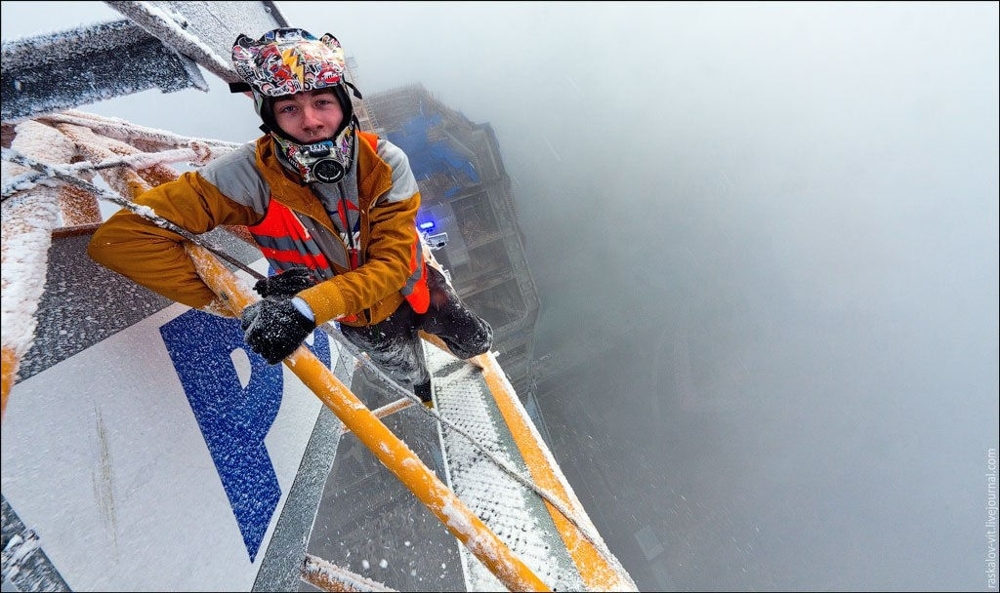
[1,301,337,591]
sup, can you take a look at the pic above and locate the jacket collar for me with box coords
[256,132,393,216]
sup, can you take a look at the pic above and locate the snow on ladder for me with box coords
[427,345,638,592]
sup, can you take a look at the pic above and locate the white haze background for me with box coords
[2,2,998,591]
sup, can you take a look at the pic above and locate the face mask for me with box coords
[274,123,354,183]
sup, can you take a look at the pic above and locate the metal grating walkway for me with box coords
[427,345,587,591]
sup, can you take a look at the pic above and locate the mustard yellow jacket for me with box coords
[88,133,423,327]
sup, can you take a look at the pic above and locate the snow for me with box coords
[1,112,632,587]
[0,190,59,358]
[1,105,243,364]
[1,120,75,361]
[0,6,634,591]
[107,0,290,84]
[116,1,235,81]
[39,110,244,153]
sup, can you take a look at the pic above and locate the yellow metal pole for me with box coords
[301,554,397,592]
[185,243,550,593]
[1,347,16,422]
[476,353,639,591]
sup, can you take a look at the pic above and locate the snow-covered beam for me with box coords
[104,1,290,84]
[1,19,207,124]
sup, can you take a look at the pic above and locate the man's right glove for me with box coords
[241,298,316,365]
[254,267,318,299]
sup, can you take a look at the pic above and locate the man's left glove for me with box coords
[254,267,318,299]
[241,299,316,365]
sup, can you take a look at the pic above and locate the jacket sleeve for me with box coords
[299,191,421,326]
[87,170,261,311]
[298,140,421,326]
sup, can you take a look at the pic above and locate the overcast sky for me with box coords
[4,2,998,591]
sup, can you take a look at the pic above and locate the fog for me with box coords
[4,2,998,591]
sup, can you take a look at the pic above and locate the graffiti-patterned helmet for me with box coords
[232,28,346,97]
[232,28,357,183]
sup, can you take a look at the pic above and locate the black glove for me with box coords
[254,267,318,299]
[241,299,315,364]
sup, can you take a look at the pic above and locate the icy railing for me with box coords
[0,111,637,592]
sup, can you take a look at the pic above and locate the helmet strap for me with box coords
[343,80,363,100]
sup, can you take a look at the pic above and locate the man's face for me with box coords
[272,88,344,144]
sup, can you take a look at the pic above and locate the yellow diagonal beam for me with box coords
[185,243,550,593]
[476,353,638,591]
